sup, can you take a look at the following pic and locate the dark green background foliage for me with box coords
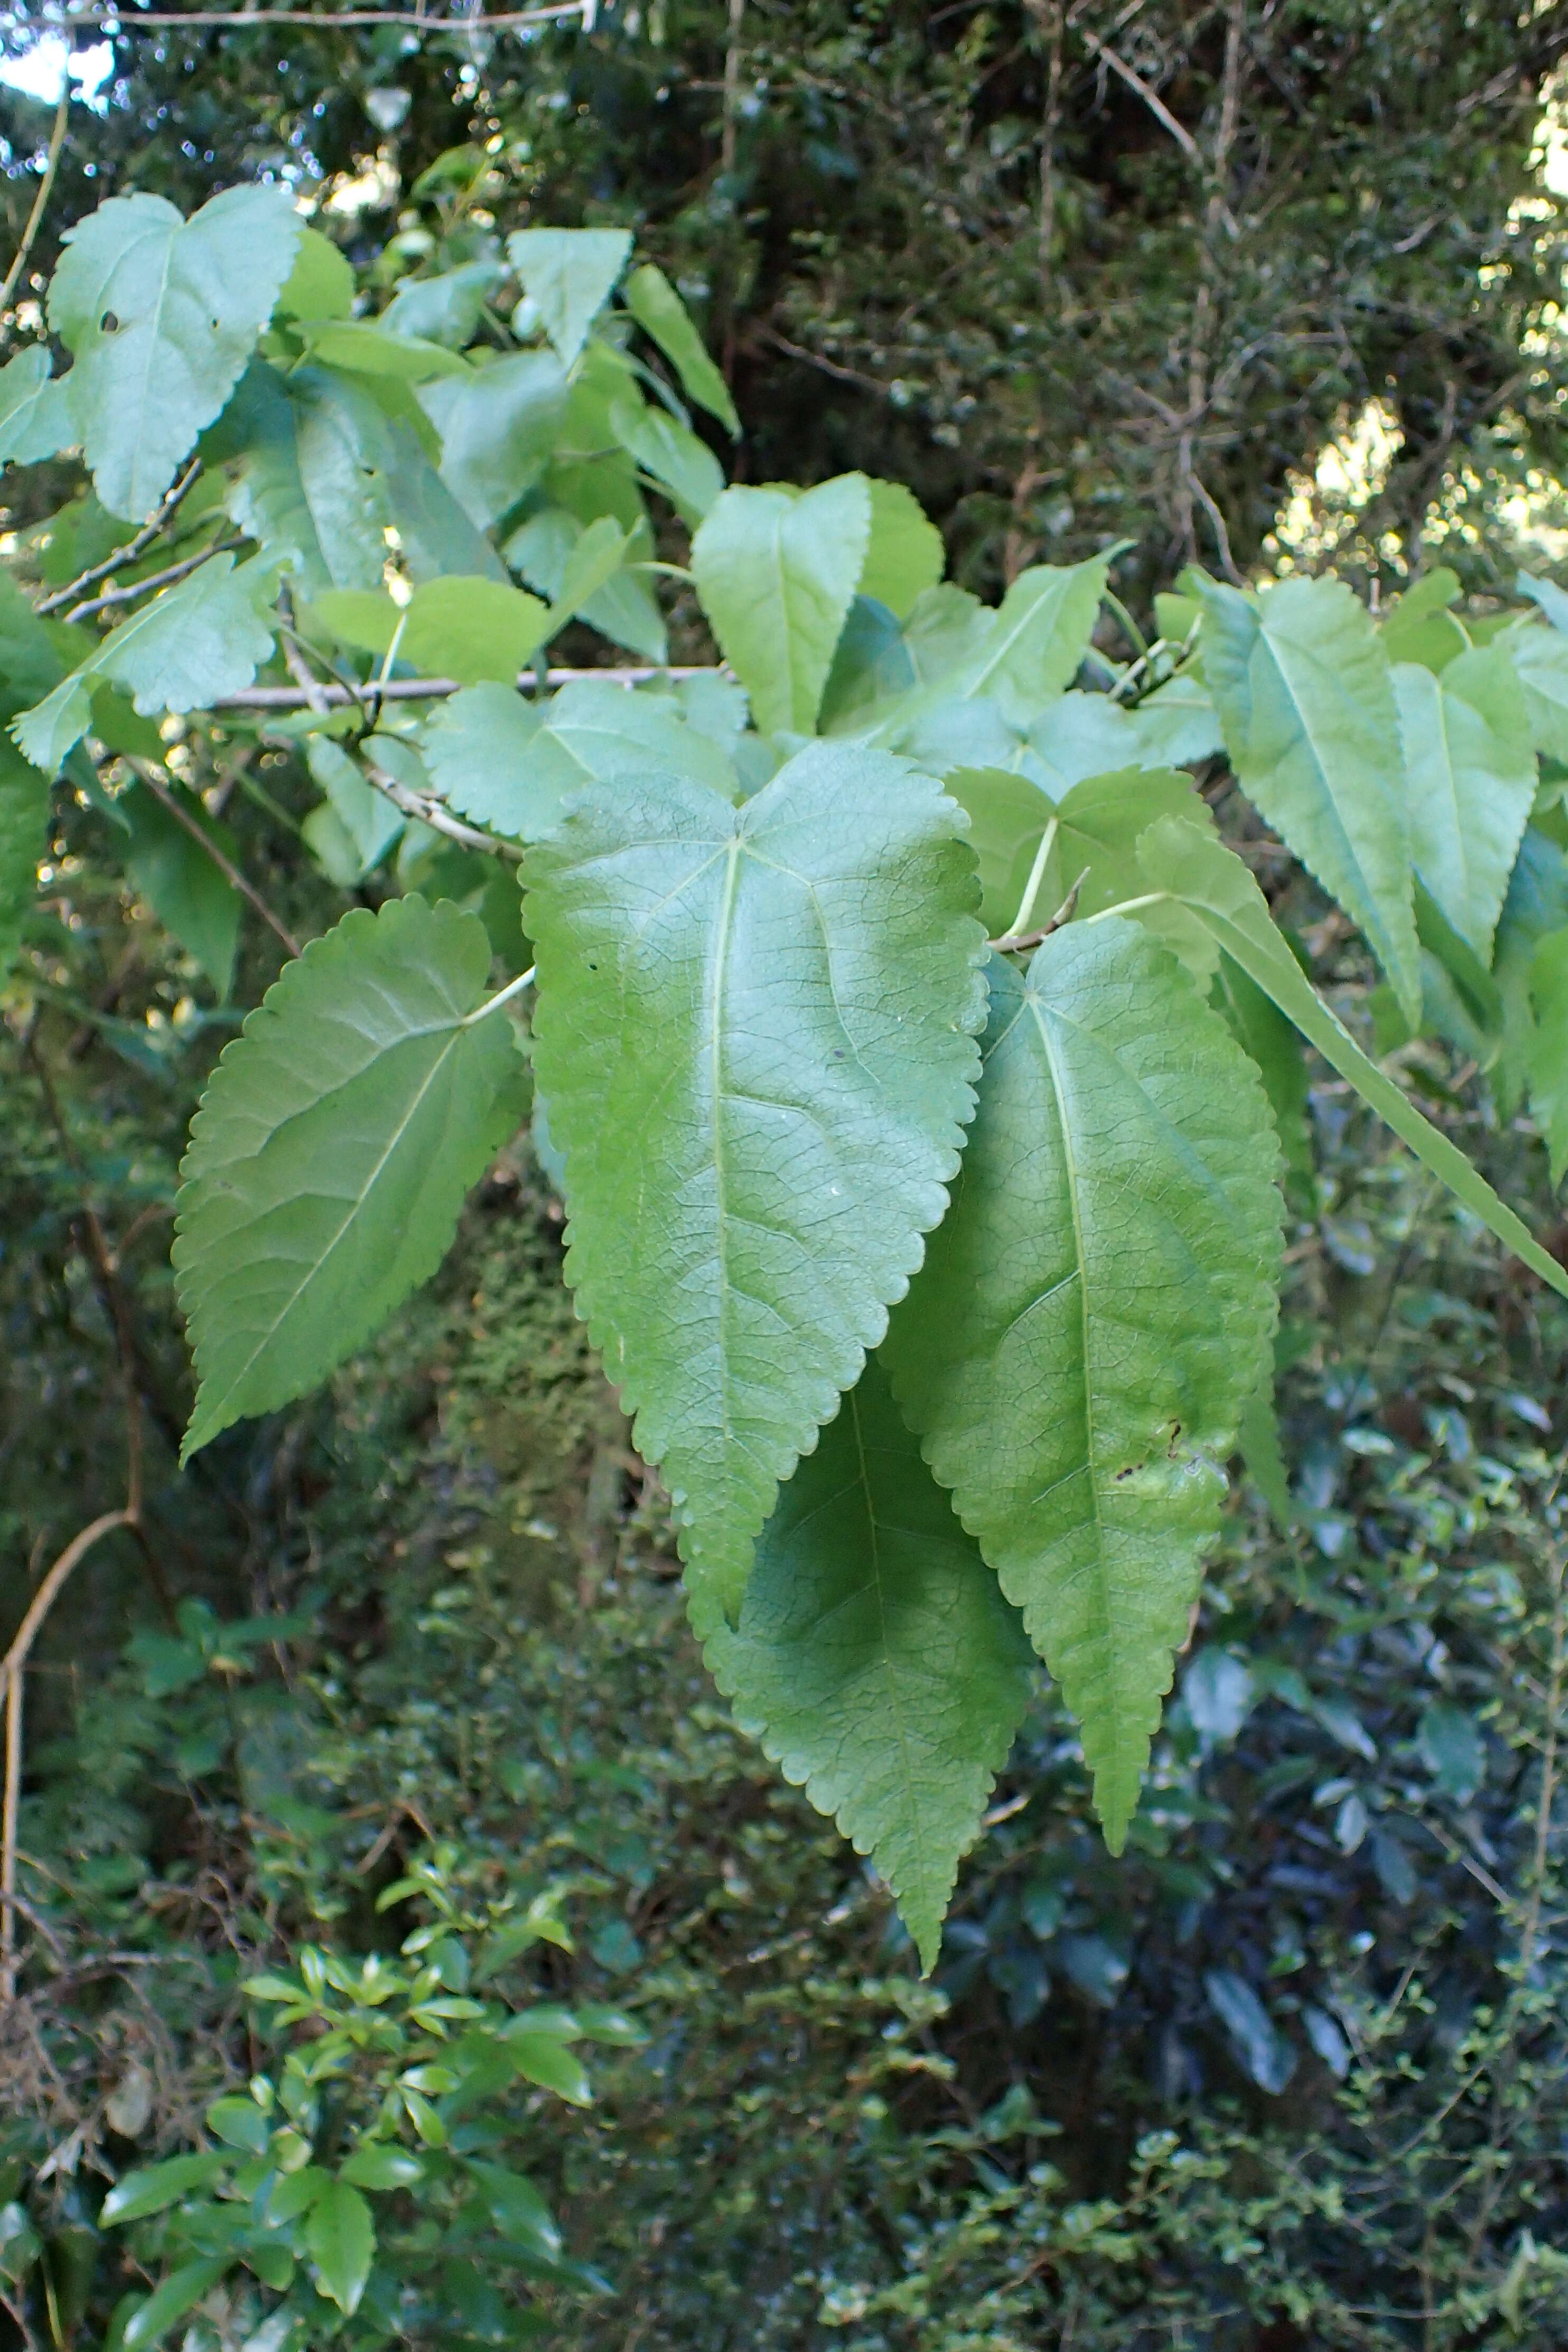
[3,6,1568,2349]
[6,1,1568,589]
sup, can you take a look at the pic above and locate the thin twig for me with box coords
[721,0,745,174]
[365,762,522,862]
[3,1511,134,2002]
[37,461,203,614]
[39,3,591,26]
[0,73,70,313]
[1078,26,1200,164]
[216,662,714,710]
[126,758,302,957]
[64,535,242,624]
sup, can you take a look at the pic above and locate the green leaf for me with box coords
[941,557,1108,725]
[622,262,740,436]
[174,897,526,1459]
[1193,573,1421,1023]
[1393,648,1536,960]
[709,1356,1032,1971]
[12,552,279,773]
[1494,828,1568,1113]
[1212,950,1313,1190]
[508,228,633,369]
[692,476,872,734]
[883,923,1281,1849]
[858,479,945,620]
[304,2179,375,2317]
[381,259,500,349]
[1380,567,1465,671]
[295,317,469,382]
[304,739,403,878]
[403,577,552,684]
[608,392,723,526]
[1502,619,1568,761]
[0,739,48,981]
[1135,814,1568,1301]
[462,2162,561,2261]
[120,2256,232,2351]
[100,2153,228,2226]
[205,2097,270,2154]
[505,505,667,661]
[49,186,301,520]
[338,2144,424,2191]
[0,344,73,466]
[552,514,631,621]
[1528,930,1568,1185]
[123,778,242,995]
[1125,671,1224,766]
[229,365,384,592]
[1235,1376,1294,1531]
[524,743,986,1635]
[424,678,736,840]
[502,2033,592,2105]
[944,764,1204,943]
[274,224,355,322]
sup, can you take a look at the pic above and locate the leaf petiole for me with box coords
[1005,816,1059,941]
[463,966,536,1026]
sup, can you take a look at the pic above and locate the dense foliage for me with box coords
[2,10,1568,2351]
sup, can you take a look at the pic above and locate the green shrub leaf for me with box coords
[304,2179,375,2316]
[859,479,945,620]
[0,346,73,466]
[525,743,986,1635]
[1528,930,1568,1184]
[13,553,279,773]
[623,262,740,435]
[692,476,872,734]
[1137,813,1568,1300]
[120,2257,232,2351]
[1196,573,1422,1024]
[424,678,736,839]
[123,778,242,996]
[1393,648,1537,960]
[0,740,48,981]
[508,227,633,369]
[883,923,1282,1849]
[710,1355,1032,1971]
[49,186,301,521]
[419,348,567,531]
[174,897,526,1459]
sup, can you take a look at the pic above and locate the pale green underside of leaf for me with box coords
[1196,574,1422,1024]
[507,228,632,369]
[0,345,74,466]
[883,923,1282,1850]
[945,763,1206,942]
[418,348,567,531]
[691,476,872,735]
[1393,649,1537,962]
[524,743,987,1637]
[49,185,301,520]
[708,1356,1033,1972]
[12,553,279,773]
[861,555,1110,751]
[174,896,525,1460]
[422,679,736,839]
[1504,618,1568,762]
[1135,814,1568,1301]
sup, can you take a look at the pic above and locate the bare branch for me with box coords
[365,761,523,863]
[36,461,203,615]
[126,758,303,958]
[0,73,69,313]
[64,535,244,623]
[214,663,717,710]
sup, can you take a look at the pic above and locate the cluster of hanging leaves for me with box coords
[4,187,1568,1970]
